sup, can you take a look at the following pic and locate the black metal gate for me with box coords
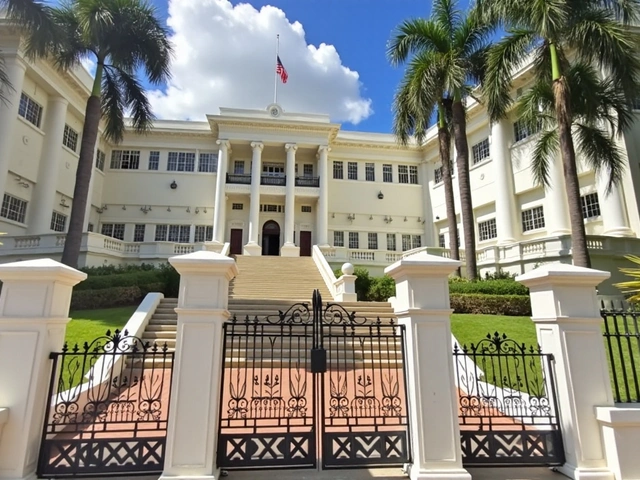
[453,332,564,467]
[217,290,411,470]
[37,330,174,477]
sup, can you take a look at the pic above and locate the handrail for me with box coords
[313,245,337,300]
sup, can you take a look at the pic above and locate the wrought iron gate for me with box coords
[454,332,564,467]
[217,290,411,470]
[37,330,174,477]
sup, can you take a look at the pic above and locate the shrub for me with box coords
[74,270,165,291]
[80,263,158,276]
[160,263,180,298]
[450,294,531,316]
[448,279,529,296]
[71,286,144,310]
[368,275,396,301]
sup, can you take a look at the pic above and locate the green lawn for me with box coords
[451,314,537,349]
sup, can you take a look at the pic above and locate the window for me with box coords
[334,231,344,247]
[434,165,444,184]
[110,150,140,170]
[401,234,422,251]
[95,150,106,171]
[50,211,67,232]
[148,151,160,170]
[409,165,419,184]
[365,163,375,182]
[199,153,217,173]
[155,224,190,243]
[133,224,146,242]
[303,164,313,177]
[232,203,244,210]
[383,164,393,183]
[348,232,359,249]
[101,223,125,240]
[260,204,284,213]
[412,235,422,248]
[233,160,245,174]
[439,234,446,248]
[522,206,545,232]
[333,161,344,179]
[168,152,196,172]
[63,125,79,152]
[478,218,497,242]
[398,165,409,184]
[368,232,378,250]
[194,225,213,242]
[581,193,601,219]
[301,205,312,213]
[348,162,358,180]
[386,233,396,251]
[263,163,284,176]
[1,194,27,223]
[472,138,490,165]
[18,92,43,128]
[513,119,541,143]
[88,223,94,232]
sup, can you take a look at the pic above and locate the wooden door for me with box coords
[300,231,312,257]
[230,229,243,255]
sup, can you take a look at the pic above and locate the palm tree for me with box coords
[390,58,461,275]
[481,0,640,268]
[16,0,172,268]
[388,0,492,280]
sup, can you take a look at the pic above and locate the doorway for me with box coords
[261,220,280,256]
[300,231,312,256]
[230,229,243,255]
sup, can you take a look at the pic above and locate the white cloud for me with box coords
[80,56,96,76]
[148,0,373,124]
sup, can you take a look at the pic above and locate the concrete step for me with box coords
[145,324,178,332]
[147,319,177,326]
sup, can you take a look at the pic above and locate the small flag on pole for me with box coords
[276,56,288,84]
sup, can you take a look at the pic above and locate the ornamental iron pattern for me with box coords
[601,302,640,403]
[37,330,174,478]
[216,289,411,470]
[454,332,564,467]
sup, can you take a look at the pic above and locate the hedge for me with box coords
[74,270,165,291]
[448,279,529,296]
[450,294,532,316]
[70,283,165,310]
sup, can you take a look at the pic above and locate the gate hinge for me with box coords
[49,352,56,360]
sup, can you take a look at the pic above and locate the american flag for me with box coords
[276,56,288,83]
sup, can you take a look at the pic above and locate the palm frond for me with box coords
[433,0,462,36]
[574,122,626,193]
[0,54,15,105]
[595,0,640,24]
[101,65,125,143]
[115,66,155,134]
[387,18,450,66]
[531,128,559,187]
[482,29,537,121]
[614,255,640,302]
[48,4,89,71]
[515,79,555,129]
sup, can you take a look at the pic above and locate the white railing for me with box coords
[313,245,338,299]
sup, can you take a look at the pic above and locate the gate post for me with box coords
[517,264,615,480]
[385,253,470,480]
[161,251,238,480]
[0,259,86,480]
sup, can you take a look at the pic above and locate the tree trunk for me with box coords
[60,94,101,268]
[553,77,591,267]
[438,121,460,276]
[451,100,478,280]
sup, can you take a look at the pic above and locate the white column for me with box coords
[545,155,571,236]
[385,253,471,480]
[244,141,263,256]
[0,259,86,480]
[212,140,230,244]
[490,119,518,244]
[316,145,330,247]
[28,97,69,234]
[595,169,634,237]
[161,250,238,480]
[282,143,299,257]
[517,264,615,480]
[0,55,27,197]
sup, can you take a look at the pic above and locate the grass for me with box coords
[450,314,537,349]
[57,306,136,390]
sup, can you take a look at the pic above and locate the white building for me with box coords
[1,23,640,294]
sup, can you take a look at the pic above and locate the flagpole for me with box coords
[274,34,279,104]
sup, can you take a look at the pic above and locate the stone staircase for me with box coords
[138,255,401,367]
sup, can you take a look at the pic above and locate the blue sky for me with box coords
[145,0,436,133]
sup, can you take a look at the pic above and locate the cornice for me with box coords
[330,140,421,152]
[210,118,340,139]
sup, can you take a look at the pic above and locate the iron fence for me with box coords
[601,303,640,403]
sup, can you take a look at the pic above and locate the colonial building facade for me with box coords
[1,23,640,293]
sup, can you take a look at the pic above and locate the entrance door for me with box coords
[300,231,312,256]
[230,229,243,255]
[217,290,411,471]
[261,220,280,256]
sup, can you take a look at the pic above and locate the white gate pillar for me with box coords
[161,251,238,480]
[517,264,615,480]
[385,253,470,480]
[0,259,86,480]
